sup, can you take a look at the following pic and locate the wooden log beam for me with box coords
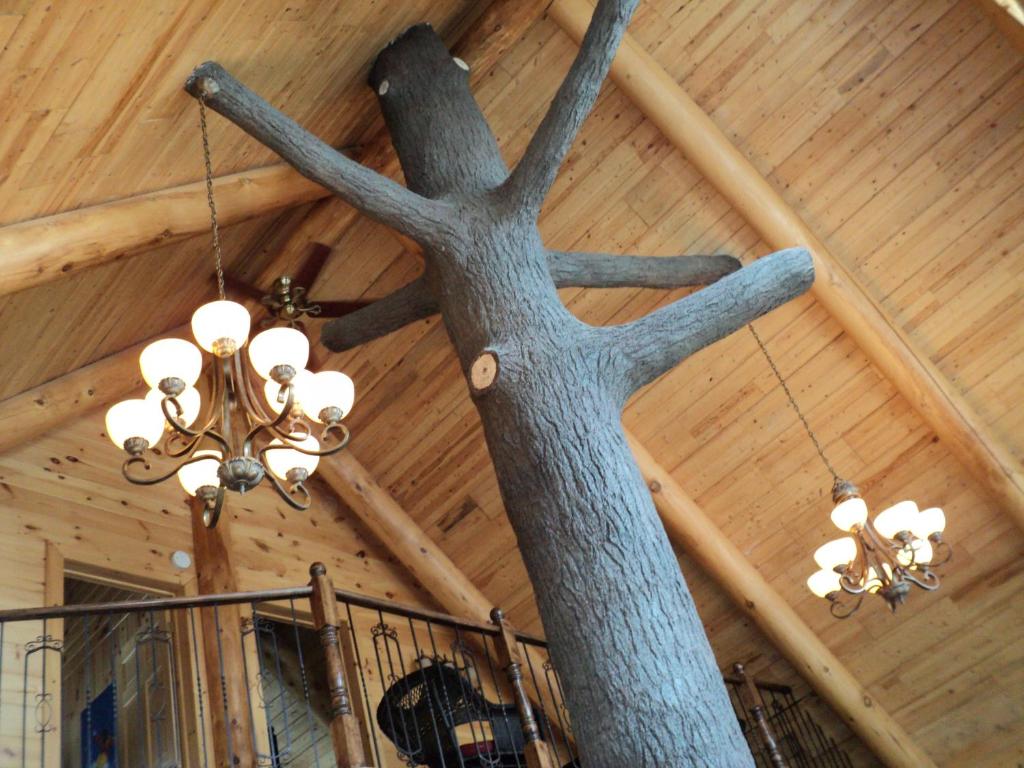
[625,432,936,768]
[550,0,1024,529]
[0,166,329,298]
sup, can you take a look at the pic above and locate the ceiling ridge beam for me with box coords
[549,0,1024,530]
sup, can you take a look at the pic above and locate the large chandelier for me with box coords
[747,325,951,617]
[104,96,353,528]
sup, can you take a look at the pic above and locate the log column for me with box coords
[190,499,255,767]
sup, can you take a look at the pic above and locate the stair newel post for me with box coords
[491,608,559,768]
[735,663,787,768]
[309,562,367,767]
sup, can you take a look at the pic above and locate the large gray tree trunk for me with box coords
[186,4,814,765]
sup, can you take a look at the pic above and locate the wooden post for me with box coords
[490,608,559,768]
[550,0,1024,530]
[190,499,256,767]
[308,562,367,768]
[734,663,787,768]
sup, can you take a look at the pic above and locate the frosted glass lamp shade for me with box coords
[807,569,842,598]
[302,371,355,423]
[813,538,856,570]
[248,327,309,380]
[105,399,165,448]
[146,386,201,428]
[266,436,320,480]
[264,369,314,414]
[177,450,222,495]
[912,507,946,539]
[191,300,251,356]
[830,496,868,532]
[873,500,919,539]
[139,338,202,389]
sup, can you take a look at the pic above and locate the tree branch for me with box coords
[184,61,449,245]
[549,250,741,288]
[504,0,640,213]
[320,277,438,352]
[607,248,815,395]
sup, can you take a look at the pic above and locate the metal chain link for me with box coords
[198,95,226,300]
[747,323,840,482]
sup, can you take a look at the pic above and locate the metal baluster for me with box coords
[108,615,118,768]
[263,617,294,762]
[133,615,147,764]
[240,610,263,763]
[425,619,465,768]
[521,641,574,763]
[371,610,413,765]
[344,603,384,768]
[288,598,322,768]
[149,610,168,762]
[212,606,236,765]
[406,617,455,767]
[450,626,486,762]
[188,607,211,768]
[84,616,93,766]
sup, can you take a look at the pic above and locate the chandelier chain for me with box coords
[747,323,840,482]
[198,95,226,301]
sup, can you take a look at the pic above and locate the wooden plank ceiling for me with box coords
[0,0,1021,765]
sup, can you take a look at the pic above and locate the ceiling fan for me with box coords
[219,242,369,327]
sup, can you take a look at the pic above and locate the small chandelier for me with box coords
[747,325,951,617]
[105,95,353,528]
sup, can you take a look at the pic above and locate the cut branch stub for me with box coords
[469,350,500,395]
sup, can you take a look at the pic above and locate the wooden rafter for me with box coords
[548,0,1024,530]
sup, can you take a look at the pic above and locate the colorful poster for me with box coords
[80,684,117,768]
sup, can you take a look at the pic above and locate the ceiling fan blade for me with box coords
[220,272,268,303]
[307,299,371,317]
[292,242,333,291]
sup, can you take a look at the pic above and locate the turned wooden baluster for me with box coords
[491,608,559,768]
[309,562,367,768]
[734,663,787,768]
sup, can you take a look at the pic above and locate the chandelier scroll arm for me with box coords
[269,422,351,456]
[257,445,312,510]
[158,396,231,456]
[123,452,226,487]
[902,568,941,591]
[242,381,297,455]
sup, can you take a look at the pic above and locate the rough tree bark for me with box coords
[186,4,814,765]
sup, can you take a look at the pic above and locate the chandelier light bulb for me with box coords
[912,507,946,539]
[266,436,320,480]
[830,496,867,532]
[105,398,166,450]
[139,338,203,390]
[807,569,842,598]
[191,300,251,356]
[303,370,356,423]
[177,450,223,496]
[812,537,857,571]
[248,327,310,380]
[872,500,919,539]
[146,386,201,428]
